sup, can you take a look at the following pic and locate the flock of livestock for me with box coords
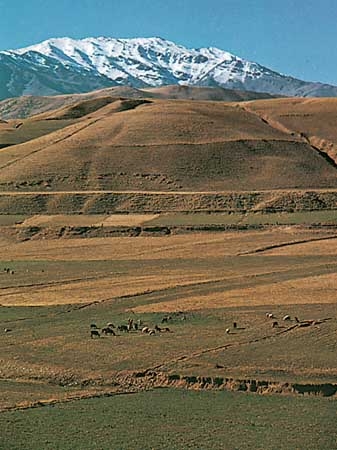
[265,312,330,328]
[88,311,324,340]
[89,315,176,338]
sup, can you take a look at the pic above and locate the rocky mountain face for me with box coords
[1,36,337,100]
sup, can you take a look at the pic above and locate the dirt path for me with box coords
[237,234,337,255]
[148,323,301,372]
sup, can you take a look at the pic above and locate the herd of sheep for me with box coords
[89,316,176,338]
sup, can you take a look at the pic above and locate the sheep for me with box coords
[90,330,100,338]
[4,328,12,333]
[266,313,275,319]
[225,328,231,334]
[272,321,279,328]
[161,316,172,323]
[107,323,115,328]
[154,325,172,333]
[142,327,150,333]
[162,327,172,332]
[283,315,291,321]
[117,325,129,332]
[148,329,156,335]
[101,327,115,336]
[127,318,134,331]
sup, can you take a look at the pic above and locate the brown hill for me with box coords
[1,96,337,192]
[0,85,277,120]
[243,97,337,166]
[142,85,277,101]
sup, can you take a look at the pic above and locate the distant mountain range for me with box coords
[1,36,337,100]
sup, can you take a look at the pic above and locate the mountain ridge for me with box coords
[1,36,337,100]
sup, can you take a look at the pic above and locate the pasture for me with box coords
[1,389,336,450]
[0,226,337,448]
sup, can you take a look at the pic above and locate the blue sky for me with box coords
[0,0,336,84]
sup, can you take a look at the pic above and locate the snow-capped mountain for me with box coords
[1,36,337,100]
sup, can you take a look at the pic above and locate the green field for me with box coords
[147,211,337,227]
[1,389,336,450]
[0,215,29,226]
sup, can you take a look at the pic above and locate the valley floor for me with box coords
[1,225,336,448]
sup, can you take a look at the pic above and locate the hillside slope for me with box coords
[0,85,276,120]
[1,97,337,192]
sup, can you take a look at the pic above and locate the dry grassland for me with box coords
[2,97,337,191]
[15,213,158,227]
[0,227,336,417]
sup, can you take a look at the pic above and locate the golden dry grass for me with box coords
[2,97,337,191]
[16,213,158,227]
[134,271,337,313]
[0,228,336,403]
[2,229,331,261]
[1,229,336,307]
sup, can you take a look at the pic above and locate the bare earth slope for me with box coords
[243,97,337,167]
[1,97,337,192]
[0,85,277,120]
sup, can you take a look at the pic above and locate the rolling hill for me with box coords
[0,85,276,120]
[1,94,337,194]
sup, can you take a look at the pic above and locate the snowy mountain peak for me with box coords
[10,36,252,87]
[1,36,337,100]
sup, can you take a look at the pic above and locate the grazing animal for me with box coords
[161,316,172,323]
[266,313,275,319]
[148,329,156,335]
[90,330,100,338]
[225,328,231,334]
[154,325,172,333]
[233,322,237,329]
[272,321,279,328]
[283,315,291,321]
[117,325,129,332]
[101,327,115,336]
[142,327,149,334]
[107,323,115,328]
[4,328,11,333]
[127,318,134,331]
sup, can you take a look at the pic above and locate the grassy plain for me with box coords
[0,225,337,448]
[1,389,337,450]
[0,228,337,384]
